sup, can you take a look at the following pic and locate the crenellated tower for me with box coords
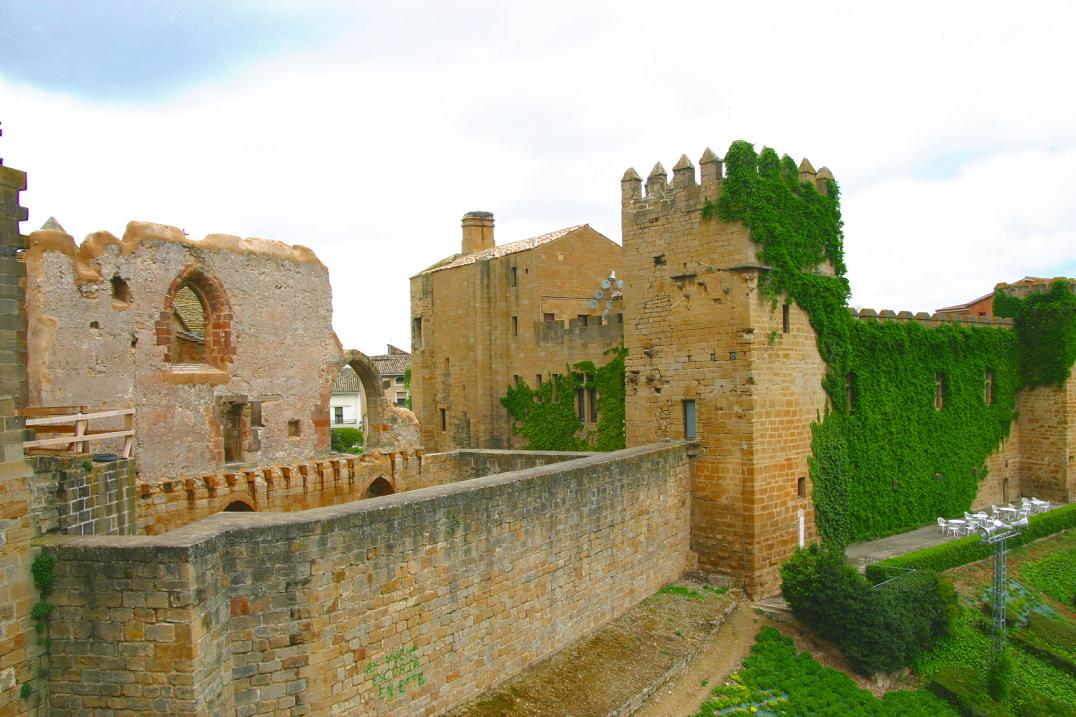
[621,145,832,596]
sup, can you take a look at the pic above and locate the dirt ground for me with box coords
[443,581,734,717]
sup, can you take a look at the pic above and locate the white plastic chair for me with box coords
[937,517,947,534]
[945,521,960,537]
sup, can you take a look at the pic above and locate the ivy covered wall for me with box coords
[710,140,1074,545]
[500,346,626,451]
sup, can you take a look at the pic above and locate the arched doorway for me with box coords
[365,477,394,498]
[340,350,385,450]
[223,500,255,512]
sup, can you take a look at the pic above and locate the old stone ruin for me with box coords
[0,142,1073,716]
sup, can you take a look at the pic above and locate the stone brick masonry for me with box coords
[43,441,692,716]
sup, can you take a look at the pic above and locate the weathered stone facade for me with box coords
[23,222,341,482]
[620,152,829,597]
[410,214,622,451]
[28,456,136,536]
[43,442,692,716]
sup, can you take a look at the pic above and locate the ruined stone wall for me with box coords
[0,163,41,717]
[28,456,136,536]
[23,222,340,482]
[410,225,622,452]
[44,442,692,716]
[621,152,827,597]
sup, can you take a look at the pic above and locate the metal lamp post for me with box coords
[977,516,1028,663]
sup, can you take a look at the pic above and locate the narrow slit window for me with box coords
[797,476,806,499]
[782,303,790,333]
[439,408,446,432]
[512,316,518,336]
[412,317,423,349]
[682,399,696,440]
[509,266,518,287]
[588,388,598,422]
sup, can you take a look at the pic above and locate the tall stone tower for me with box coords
[0,156,41,712]
[621,148,831,596]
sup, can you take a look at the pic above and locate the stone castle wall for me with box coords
[410,224,622,452]
[620,152,828,596]
[43,442,693,716]
[28,456,136,536]
[23,222,340,482]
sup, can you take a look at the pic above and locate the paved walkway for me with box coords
[845,524,949,570]
[845,503,1064,570]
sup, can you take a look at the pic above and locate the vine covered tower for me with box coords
[620,148,833,596]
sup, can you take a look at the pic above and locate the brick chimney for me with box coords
[461,211,494,254]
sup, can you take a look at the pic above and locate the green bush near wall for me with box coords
[865,504,1076,583]
[781,544,955,674]
[500,346,626,451]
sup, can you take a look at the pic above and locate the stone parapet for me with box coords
[849,306,1015,329]
[43,441,693,716]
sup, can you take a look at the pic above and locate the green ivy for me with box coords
[710,140,1027,545]
[500,346,626,451]
[994,280,1076,388]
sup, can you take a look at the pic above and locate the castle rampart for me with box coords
[42,441,692,716]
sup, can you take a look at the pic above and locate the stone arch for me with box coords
[341,349,384,450]
[156,265,236,367]
[365,476,394,498]
[223,499,255,512]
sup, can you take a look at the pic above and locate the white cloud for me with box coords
[2,1,1075,352]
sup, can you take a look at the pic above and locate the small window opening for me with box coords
[543,313,555,324]
[89,321,100,329]
[729,351,737,361]
[576,388,585,420]
[797,476,806,499]
[334,406,344,424]
[654,254,666,266]
[512,316,518,336]
[111,275,132,306]
[552,374,560,403]
[845,373,856,414]
[509,267,518,287]
[535,373,543,403]
[412,317,423,349]
[588,387,598,422]
[782,303,790,333]
[682,399,696,440]
[935,373,945,410]
[444,357,450,371]
[513,374,521,386]
[578,314,588,327]
[171,284,207,363]
[288,419,301,437]
[984,370,994,405]
[439,408,446,432]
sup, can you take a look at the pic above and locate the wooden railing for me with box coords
[19,405,135,458]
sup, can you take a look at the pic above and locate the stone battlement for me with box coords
[849,307,1015,328]
[621,147,834,206]
[536,314,624,346]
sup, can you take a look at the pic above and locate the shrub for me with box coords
[781,545,953,674]
[865,504,1076,583]
[331,427,364,454]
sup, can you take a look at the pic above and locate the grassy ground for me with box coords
[914,528,1076,716]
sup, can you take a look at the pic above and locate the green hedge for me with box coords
[866,503,1076,583]
[781,544,954,674]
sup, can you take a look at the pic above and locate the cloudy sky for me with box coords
[2,1,1074,353]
